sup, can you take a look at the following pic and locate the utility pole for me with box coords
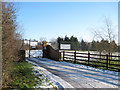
[29,39,31,58]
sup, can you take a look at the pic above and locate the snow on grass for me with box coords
[26,59,74,88]
[32,68,56,88]
[26,59,58,88]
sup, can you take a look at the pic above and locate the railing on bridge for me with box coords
[62,50,120,72]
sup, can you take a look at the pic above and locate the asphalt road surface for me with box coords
[28,58,119,88]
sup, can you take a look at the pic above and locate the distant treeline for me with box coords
[24,35,118,53]
[57,35,118,53]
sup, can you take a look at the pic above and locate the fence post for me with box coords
[106,54,109,69]
[88,52,90,65]
[109,54,110,65]
[118,69,120,72]
[74,51,76,63]
[63,51,65,61]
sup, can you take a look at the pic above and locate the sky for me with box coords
[16,2,118,42]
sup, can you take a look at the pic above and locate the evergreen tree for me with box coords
[57,37,64,49]
[64,35,69,41]
[57,37,63,44]
[70,36,75,50]
[90,40,96,51]
[57,36,80,50]
[81,39,87,51]
[70,36,74,42]
[70,36,80,50]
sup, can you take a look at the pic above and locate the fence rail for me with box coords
[62,51,120,72]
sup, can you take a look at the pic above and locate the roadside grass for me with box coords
[6,61,42,88]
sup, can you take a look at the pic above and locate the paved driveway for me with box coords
[28,58,119,88]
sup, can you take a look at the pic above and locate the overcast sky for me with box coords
[16,2,118,42]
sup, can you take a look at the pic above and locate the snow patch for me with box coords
[26,59,74,88]
[38,58,118,76]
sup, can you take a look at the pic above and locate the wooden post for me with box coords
[88,52,90,65]
[109,54,110,65]
[106,54,109,69]
[29,40,31,58]
[118,69,120,72]
[100,53,101,61]
[74,51,76,63]
[63,51,65,61]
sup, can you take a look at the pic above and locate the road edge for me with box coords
[26,58,74,89]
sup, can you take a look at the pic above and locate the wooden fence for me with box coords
[62,51,120,72]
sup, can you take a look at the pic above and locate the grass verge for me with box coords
[5,61,42,88]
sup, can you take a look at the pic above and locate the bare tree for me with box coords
[39,37,46,42]
[2,2,23,87]
[93,18,117,55]
[50,38,57,43]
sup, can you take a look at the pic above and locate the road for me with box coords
[28,58,119,88]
